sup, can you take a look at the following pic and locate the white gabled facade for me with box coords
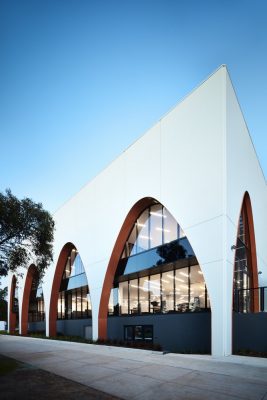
[8,66,267,357]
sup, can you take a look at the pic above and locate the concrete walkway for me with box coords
[1,335,267,400]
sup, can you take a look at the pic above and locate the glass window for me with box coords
[189,265,205,311]
[139,277,149,313]
[238,215,245,243]
[143,325,153,341]
[124,326,133,341]
[58,248,92,320]
[124,325,153,342]
[61,293,65,319]
[70,253,85,277]
[70,249,77,273]
[162,271,174,312]
[119,281,128,314]
[108,289,114,315]
[136,209,150,253]
[149,274,160,313]
[36,287,45,315]
[114,268,210,316]
[163,207,178,244]
[109,286,119,315]
[37,296,44,314]
[76,288,82,317]
[87,291,92,317]
[63,251,86,278]
[57,295,62,319]
[28,274,46,322]
[129,279,138,314]
[233,210,253,313]
[112,203,211,317]
[127,227,137,257]
[206,291,210,309]
[150,204,163,249]
[72,290,76,318]
[67,292,72,319]
[134,325,143,340]
[175,267,189,312]
[82,286,88,317]
[64,257,71,279]
[121,203,190,260]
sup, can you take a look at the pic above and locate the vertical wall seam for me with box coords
[222,67,228,356]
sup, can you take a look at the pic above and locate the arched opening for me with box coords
[9,275,18,333]
[99,198,211,353]
[231,192,267,354]
[49,243,92,339]
[21,265,45,335]
[233,192,259,313]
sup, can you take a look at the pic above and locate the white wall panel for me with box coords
[226,73,267,285]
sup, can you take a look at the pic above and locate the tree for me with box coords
[0,286,7,321]
[0,189,55,277]
[0,286,7,301]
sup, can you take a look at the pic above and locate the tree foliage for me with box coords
[0,286,7,321]
[0,189,54,277]
[0,286,7,300]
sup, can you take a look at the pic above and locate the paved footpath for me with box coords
[1,335,267,400]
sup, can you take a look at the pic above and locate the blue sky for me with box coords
[0,0,267,215]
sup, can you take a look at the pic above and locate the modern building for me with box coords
[7,66,267,356]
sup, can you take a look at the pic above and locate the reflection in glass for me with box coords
[129,279,138,314]
[124,325,153,342]
[122,205,181,258]
[108,287,119,315]
[162,271,174,312]
[190,265,204,310]
[110,264,210,316]
[119,281,128,315]
[136,209,150,254]
[150,204,163,249]
[109,203,210,317]
[128,225,137,257]
[139,277,149,313]
[175,267,189,312]
[108,289,114,315]
[149,274,160,313]
[143,325,153,341]
[119,237,194,276]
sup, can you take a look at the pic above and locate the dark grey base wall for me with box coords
[108,313,211,353]
[233,313,267,352]
[56,319,92,338]
[28,321,46,332]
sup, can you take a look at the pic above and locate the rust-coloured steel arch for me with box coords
[243,192,259,292]
[21,264,38,335]
[98,197,157,339]
[9,275,17,333]
[234,191,259,312]
[49,242,76,336]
